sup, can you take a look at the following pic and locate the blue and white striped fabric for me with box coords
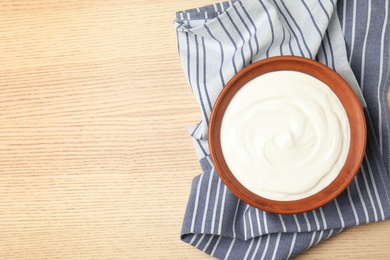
[174,0,390,259]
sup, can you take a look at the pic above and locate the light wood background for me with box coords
[0,1,389,259]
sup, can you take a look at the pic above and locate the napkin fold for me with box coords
[174,0,390,258]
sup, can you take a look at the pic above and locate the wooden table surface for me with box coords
[1,1,389,259]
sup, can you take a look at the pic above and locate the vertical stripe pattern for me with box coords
[175,0,390,258]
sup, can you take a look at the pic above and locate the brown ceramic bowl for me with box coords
[208,56,366,214]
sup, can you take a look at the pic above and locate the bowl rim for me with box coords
[208,56,367,214]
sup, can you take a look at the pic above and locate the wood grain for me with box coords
[0,1,389,259]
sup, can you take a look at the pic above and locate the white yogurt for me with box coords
[220,70,350,201]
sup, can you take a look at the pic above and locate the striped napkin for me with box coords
[174,1,390,258]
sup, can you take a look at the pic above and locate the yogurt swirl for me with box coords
[220,71,350,201]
